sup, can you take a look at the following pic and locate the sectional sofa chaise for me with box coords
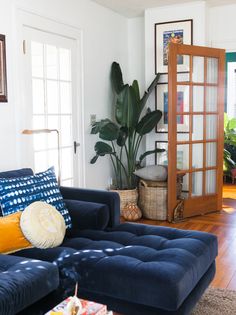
[0,168,218,315]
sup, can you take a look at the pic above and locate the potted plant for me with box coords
[224,113,236,179]
[90,62,163,212]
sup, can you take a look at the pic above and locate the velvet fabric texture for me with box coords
[15,223,217,313]
[60,186,120,228]
[0,254,59,315]
[64,199,110,231]
[0,212,32,254]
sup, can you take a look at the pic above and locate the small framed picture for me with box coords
[155,84,189,133]
[0,34,7,102]
[155,19,193,74]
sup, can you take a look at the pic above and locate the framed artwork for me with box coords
[155,141,187,170]
[0,35,7,102]
[155,84,189,133]
[155,19,193,74]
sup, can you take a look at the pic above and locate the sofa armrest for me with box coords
[60,187,120,228]
[64,199,109,231]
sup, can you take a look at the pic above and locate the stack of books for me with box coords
[45,296,113,315]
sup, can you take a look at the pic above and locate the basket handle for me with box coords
[140,179,148,187]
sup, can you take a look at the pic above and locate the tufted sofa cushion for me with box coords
[62,223,217,311]
[0,254,59,315]
[15,223,217,312]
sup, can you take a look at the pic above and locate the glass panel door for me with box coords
[168,43,225,221]
[23,27,79,187]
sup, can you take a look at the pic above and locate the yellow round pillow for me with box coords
[20,201,66,248]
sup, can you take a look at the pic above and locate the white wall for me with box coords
[0,0,129,189]
[208,3,236,52]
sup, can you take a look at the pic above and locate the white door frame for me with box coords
[15,8,85,187]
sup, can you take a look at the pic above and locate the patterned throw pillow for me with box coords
[0,167,72,228]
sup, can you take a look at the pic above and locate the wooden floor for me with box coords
[136,184,236,290]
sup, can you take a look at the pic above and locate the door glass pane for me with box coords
[61,116,73,147]
[192,171,203,196]
[34,151,47,173]
[177,72,190,82]
[192,56,204,83]
[32,79,45,114]
[60,82,72,114]
[207,58,218,84]
[47,116,59,149]
[33,134,47,151]
[33,115,45,129]
[182,173,189,198]
[48,149,59,177]
[177,144,189,170]
[177,133,189,142]
[206,170,216,194]
[47,80,59,114]
[206,115,217,140]
[176,55,190,73]
[31,42,44,78]
[193,86,204,112]
[192,115,203,141]
[61,179,73,187]
[61,148,73,179]
[177,115,189,133]
[177,86,189,112]
[206,142,217,167]
[59,48,71,81]
[192,143,203,169]
[46,45,58,79]
[206,87,217,112]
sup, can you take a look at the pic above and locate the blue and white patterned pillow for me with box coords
[0,167,72,229]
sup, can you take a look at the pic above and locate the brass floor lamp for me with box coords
[22,128,61,185]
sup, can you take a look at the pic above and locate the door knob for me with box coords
[74,141,80,154]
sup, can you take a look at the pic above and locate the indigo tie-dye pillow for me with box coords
[0,167,72,229]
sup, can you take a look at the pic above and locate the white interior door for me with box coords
[23,26,80,187]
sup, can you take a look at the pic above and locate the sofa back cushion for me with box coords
[0,167,72,228]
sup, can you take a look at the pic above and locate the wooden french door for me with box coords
[168,43,225,221]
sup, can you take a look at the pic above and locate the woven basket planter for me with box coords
[138,180,182,221]
[111,188,138,217]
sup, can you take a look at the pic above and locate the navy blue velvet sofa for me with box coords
[0,168,218,315]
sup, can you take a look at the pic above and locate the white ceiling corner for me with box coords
[92,0,236,18]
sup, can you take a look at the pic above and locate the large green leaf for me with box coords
[224,112,229,131]
[99,121,119,141]
[139,148,165,164]
[136,110,162,135]
[115,85,139,128]
[132,80,140,104]
[91,119,111,134]
[95,141,113,156]
[117,127,128,147]
[228,118,236,130]
[140,73,161,111]
[111,62,124,94]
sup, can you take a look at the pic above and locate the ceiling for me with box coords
[92,0,236,17]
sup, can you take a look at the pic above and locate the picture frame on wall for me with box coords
[155,19,193,74]
[155,84,189,133]
[0,34,7,102]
